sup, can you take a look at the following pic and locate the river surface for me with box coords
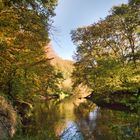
[24,95,140,140]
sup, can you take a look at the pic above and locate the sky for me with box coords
[51,0,128,60]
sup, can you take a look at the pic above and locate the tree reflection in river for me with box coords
[75,102,140,140]
[18,95,140,140]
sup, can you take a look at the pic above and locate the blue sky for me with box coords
[51,0,128,60]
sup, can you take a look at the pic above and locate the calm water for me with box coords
[23,95,140,140]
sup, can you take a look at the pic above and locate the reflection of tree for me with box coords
[23,101,60,140]
[74,101,96,118]
[16,97,140,140]
[110,115,140,140]
[54,96,88,136]
[23,98,91,139]
[74,101,97,139]
[94,109,140,140]
[74,101,140,140]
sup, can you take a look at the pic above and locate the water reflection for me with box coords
[22,95,140,140]
[60,121,84,140]
[53,96,96,137]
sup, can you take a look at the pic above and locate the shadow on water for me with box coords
[13,95,140,140]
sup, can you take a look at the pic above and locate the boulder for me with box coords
[0,96,17,140]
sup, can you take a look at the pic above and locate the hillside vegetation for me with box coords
[47,43,74,96]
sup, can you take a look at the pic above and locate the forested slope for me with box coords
[46,43,74,95]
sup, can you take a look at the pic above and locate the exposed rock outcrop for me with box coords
[0,96,17,140]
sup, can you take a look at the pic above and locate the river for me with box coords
[21,95,140,140]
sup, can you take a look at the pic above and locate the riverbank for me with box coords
[85,89,140,113]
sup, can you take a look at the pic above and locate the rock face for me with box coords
[0,126,8,140]
[0,96,17,140]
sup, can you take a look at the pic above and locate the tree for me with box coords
[71,2,140,93]
[0,0,61,103]
[111,3,140,67]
